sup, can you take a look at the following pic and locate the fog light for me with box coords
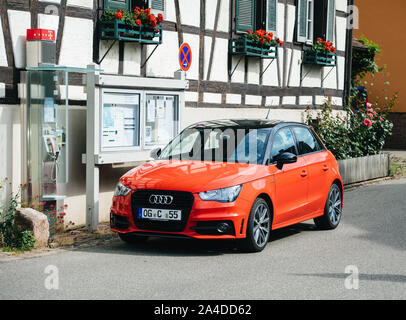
[217,222,230,234]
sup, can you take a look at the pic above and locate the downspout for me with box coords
[343,0,354,106]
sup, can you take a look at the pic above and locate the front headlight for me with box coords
[198,185,242,203]
[114,182,132,197]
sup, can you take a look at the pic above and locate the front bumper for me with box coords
[110,191,251,239]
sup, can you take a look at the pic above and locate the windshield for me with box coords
[159,127,270,164]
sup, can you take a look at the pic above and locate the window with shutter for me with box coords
[266,0,277,33]
[236,0,256,32]
[150,0,164,11]
[104,0,129,10]
[296,0,313,43]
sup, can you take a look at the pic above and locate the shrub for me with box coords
[305,100,393,160]
[0,181,36,251]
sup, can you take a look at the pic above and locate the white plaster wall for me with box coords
[276,3,285,40]
[178,0,200,27]
[265,96,280,107]
[230,56,245,83]
[299,96,313,105]
[185,91,198,102]
[0,18,8,67]
[283,48,292,87]
[247,58,260,85]
[205,0,229,32]
[207,38,228,82]
[336,0,348,12]
[246,95,262,106]
[7,10,31,69]
[337,56,345,90]
[59,17,93,68]
[287,49,302,87]
[203,92,221,104]
[282,96,296,105]
[336,16,347,51]
[285,5,296,43]
[323,66,338,89]
[67,0,93,9]
[38,13,60,33]
[226,94,241,105]
[123,43,141,76]
[0,83,5,98]
[99,40,119,74]
[164,0,177,23]
[301,65,322,88]
[146,30,179,78]
[184,107,306,128]
[0,105,22,201]
[262,57,279,87]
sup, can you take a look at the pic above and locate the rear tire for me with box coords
[118,233,149,244]
[239,198,271,253]
[314,183,342,230]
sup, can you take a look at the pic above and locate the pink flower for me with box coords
[363,119,372,127]
[380,118,383,121]
[366,102,373,108]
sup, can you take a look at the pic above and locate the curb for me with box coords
[344,176,393,191]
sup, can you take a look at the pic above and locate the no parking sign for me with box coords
[179,43,192,72]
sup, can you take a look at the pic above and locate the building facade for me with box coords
[0,0,351,225]
[354,0,406,149]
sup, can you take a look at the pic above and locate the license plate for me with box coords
[138,208,182,221]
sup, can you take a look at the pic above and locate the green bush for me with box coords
[0,181,36,251]
[305,100,393,160]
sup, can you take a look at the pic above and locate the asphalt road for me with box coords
[1,178,405,300]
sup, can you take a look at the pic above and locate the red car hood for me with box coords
[120,160,272,193]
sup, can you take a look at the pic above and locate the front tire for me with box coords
[314,183,342,230]
[118,233,149,244]
[240,198,271,253]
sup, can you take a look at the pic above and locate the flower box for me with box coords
[229,38,278,59]
[303,50,337,66]
[98,19,162,44]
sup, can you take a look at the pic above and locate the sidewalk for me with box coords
[385,149,406,179]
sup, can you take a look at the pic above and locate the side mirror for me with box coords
[150,148,162,160]
[274,152,297,170]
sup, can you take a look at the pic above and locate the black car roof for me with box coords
[187,119,307,130]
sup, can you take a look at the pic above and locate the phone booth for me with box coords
[21,65,99,207]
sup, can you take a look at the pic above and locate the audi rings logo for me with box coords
[149,195,174,205]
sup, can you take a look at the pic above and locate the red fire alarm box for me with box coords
[26,29,56,67]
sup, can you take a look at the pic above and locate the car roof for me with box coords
[187,119,308,130]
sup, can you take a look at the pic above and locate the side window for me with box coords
[296,0,314,43]
[292,126,321,155]
[314,0,336,42]
[271,128,297,160]
[236,0,256,32]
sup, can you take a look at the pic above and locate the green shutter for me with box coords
[236,0,256,32]
[297,0,308,42]
[104,0,129,10]
[150,0,164,11]
[326,0,335,41]
[267,0,277,33]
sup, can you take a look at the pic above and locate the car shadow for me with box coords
[78,222,318,257]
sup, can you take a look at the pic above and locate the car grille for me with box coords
[131,190,195,232]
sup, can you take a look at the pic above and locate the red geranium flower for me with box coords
[135,19,141,26]
[115,11,123,20]
[157,13,163,22]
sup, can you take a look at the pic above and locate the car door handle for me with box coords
[300,170,307,177]
[322,165,329,172]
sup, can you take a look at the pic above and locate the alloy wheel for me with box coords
[253,203,270,247]
[328,186,342,225]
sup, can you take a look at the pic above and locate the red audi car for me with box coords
[110,120,343,252]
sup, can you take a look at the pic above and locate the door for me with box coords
[291,126,330,213]
[271,127,309,225]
